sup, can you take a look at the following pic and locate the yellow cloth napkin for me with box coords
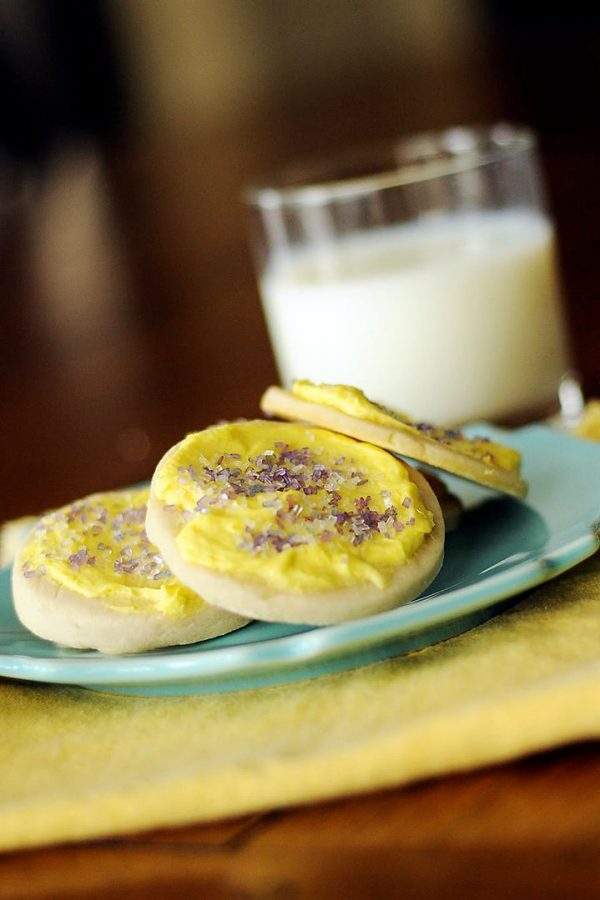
[2,549,600,852]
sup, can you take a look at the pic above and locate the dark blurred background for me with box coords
[1,1,599,518]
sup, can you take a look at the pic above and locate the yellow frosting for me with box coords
[292,380,521,474]
[576,400,600,441]
[17,488,203,617]
[153,420,434,593]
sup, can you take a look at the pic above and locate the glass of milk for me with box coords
[246,124,578,425]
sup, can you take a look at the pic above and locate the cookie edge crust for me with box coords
[11,550,250,656]
[146,462,445,626]
[260,385,527,499]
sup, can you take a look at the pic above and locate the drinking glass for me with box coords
[246,123,579,426]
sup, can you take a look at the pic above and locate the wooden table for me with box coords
[3,743,600,900]
[2,37,600,897]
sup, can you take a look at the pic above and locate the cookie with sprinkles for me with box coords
[11,488,250,654]
[145,420,445,625]
[260,381,527,499]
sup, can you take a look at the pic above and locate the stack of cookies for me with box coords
[10,382,527,654]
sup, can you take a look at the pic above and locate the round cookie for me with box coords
[12,488,250,654]
[146,420,445,625]
[260,382,527,499]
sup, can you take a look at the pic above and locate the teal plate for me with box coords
[1,424,599,696]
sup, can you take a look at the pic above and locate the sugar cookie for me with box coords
[12,488,249,654]
[261,381,527,498]
[146,420,444,625]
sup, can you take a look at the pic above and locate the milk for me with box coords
[260,210,571,424]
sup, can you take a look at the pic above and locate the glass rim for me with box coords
[245,122,537,209]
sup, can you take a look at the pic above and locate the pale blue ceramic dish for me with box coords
[1,424,599,696]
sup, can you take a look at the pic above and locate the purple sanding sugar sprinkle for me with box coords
[178,463,201,483]
[114,558,139,575]
[66,504,87,524]
[402,496,412,508]
[115,506,146,526]
[416,422,467,442]
[246,529,308,554]
[152,570,172,580]
[196,496,215,513]
[280,447,312,466]
[68,547,96,570]
[414,421,493,451]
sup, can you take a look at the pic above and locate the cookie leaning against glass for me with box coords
[260,381,528,499]
[145,420,445,626]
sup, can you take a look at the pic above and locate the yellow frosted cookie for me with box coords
[260,381,527,499]
[575,400,600,441]
[12,488,249,654]
[145,420,445,625]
